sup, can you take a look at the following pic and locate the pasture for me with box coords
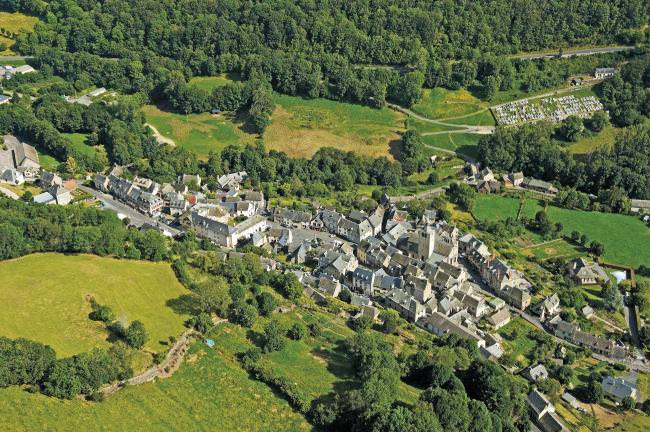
[0,339,310,432]
[0,253,190,357]
[472,194,650,267]
[264,94,405,159]
[411,88,489,119]
[0,12,39,55]
[142,105,257,158]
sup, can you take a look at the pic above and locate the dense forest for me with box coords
[5,0,649,110]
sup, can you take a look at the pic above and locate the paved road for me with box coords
[388,103,496,134]
[511,46,635,60]
[78,184,183,236]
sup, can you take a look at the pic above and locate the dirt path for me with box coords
[388,103,496,134]
[102,329,196,396]
[145,123,176,146]
[0,187,19,200]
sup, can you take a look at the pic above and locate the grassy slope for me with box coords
[0,339,311,432]
[0,12,38,55]
[473,194,650,267]
[265,94,405,159]
[142,105,257,158]
[422,133,482,159]
[0,253,189,357]
[61,132,106,158]
[411,88,490,120]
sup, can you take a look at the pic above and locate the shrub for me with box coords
[288,323,307,341]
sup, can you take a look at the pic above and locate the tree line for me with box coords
[0,198,170,261]
[7,0,647,112]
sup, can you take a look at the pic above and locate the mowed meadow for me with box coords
[472,194,650,268]
[0,253,190,357]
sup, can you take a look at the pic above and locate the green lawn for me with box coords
[188,73,241,92]
[472,194,650,267]
[61,133,106,158]
[0,253,190,357]
[265,94,405,159]
[497,317,542,368]
[0,338,311,432]
[411,88,489,119]
[36,150,60,171]
[143,105,257,158]
[568,125,619,155]
[422,133,482,159]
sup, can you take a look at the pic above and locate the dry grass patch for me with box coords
[264,94,405,159]
[0,12,39,55]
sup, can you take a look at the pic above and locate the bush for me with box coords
[88,299,115,323]
[188,312,213,334]
[261,321,287,353]
[88,391,105,402]
[124,320,148,349]
[308,322,323,338]
[621,396,636,411]
[257,292,278,317]
[153,351,166,365]
[288,323,307,341]
[229,302,258,328]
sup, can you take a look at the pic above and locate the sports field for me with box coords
[0,12,39,55]
[0,253,190,357]
[411,88,490,120]
[142,105,257,158]
[264,94,405,159]
[473,195,650,267]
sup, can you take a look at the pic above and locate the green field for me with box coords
[422,133,482,159]
[411,88,489,119]
[568,124,619,155]
[0,337,310,432]
[188,73,241,92]
[473,194,650,267]
[142,105,257,158]
[36,150,60,171]
[407,117,464,134]
[61,132,107,159]
[443,110,495,126]
[0,253,190,357]
[265,94,405,159]
[0,12,39,55]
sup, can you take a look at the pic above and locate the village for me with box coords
[30,159,637,432]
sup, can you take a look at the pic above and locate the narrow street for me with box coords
[78,184,183,236]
